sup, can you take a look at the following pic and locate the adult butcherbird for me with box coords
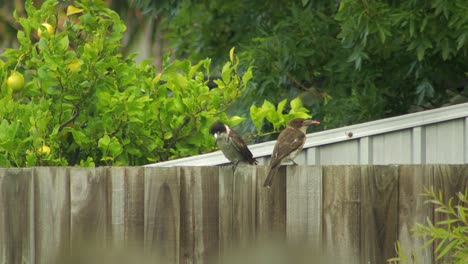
[210,121,258,166]
[263,118,320,188]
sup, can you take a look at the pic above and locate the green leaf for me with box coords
[163,131,173,140]
[416,45,426,61]
[64,95,80,101]
[289,112,312,120]
[250,104,264,131]
[108,137,123,157]
[221,62,231,83]
[437,240,458,259]
[59,36,70,51]
[67,5,84,16]
[277,99,288,114]
[242,67,253,85]
[416,79,434,105]
[266,111,283,131]
[188,59,204,78]
[72,130,89,146]
[98,134,111,149]
[229,47,235,63]
[409,18,415,37]
[227,116,246,127]
[38,38,48,51]
[17,31,29,46]
[456,33,466,50]
[171,74,188,91]
[0,154,11,166]
[441,38,449,60]
[79,157,95,167]
[290,97,304,111]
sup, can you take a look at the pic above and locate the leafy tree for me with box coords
[138,0,468,131]
[0,0,251,166]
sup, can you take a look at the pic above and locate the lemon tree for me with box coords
[0,0,252,167]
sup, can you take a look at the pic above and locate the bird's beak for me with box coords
[304,120,320,126]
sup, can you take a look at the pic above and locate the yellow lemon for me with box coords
[6,71,24,92]
[38,23,54,37]
[38,145,51,155]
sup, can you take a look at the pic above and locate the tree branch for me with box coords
[286,72,324,100]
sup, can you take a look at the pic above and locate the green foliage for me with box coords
[388,188,468,263]
[160,0,295,69]
[336,0,468,112]
[141,0,468,131]
[0,0,251,166]
[250,97,311,133]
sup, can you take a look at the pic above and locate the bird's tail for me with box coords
[263,165,279,188]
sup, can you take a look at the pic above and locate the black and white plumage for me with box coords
[210,121,258,166]
[263,118,320,188]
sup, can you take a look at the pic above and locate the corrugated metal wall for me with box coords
[148,103,468,167]
[261,118,467,165]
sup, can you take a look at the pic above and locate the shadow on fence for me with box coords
[0,165,467,264]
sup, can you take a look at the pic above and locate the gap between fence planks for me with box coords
[0,165,466,264]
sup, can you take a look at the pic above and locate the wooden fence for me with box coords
[0,165,467,264]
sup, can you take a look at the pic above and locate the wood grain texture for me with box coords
[108,167,144,248]
[0,165,466,263]
[34,167,70,264]
[360,165,399,263]
[256,165,286,241]
[70,167,108,247]
[286,166,322,245]
[433,164,468,264]
[215,165,257,255]
[231,166,257,247]
[179,166,219,264]
[144,166,180,263]
[218,166,234,256]
[0,168,34,264]
[323,165,361,263]
[397,165,434,264]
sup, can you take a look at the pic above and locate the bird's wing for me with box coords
[269,127,305,168]
[229,129,258,164]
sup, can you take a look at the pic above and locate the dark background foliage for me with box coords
[139,0,468,131]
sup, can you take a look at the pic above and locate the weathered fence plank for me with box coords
[360,165,399,263]
[286,165,322,245]
[179,166,219,264]
[34,167,70,264]
[231,166,257,246]
[108,167,144,248]
[70,167,108,247]
[218,166,234,255]
[0,168,34,264]
[398,165,434,264]
[433,165,468,264]
[323,166,361,263]
[257,166,286,240]
[144,167,180,263]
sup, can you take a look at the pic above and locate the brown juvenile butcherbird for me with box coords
[210,121,258,167]
[263,118,320,188]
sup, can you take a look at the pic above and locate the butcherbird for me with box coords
[210,121,258,166]
[263,118,320,188]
